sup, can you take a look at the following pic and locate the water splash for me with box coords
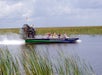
[0,33,25,45]
[0,39,25,45]
[76,39,82,43]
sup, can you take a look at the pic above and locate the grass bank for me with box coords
[0,26,102,35]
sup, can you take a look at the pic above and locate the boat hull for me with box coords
[25,38,79,44]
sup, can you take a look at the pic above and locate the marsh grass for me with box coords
[0,28,19,34]
[0,46,95,75]
[0,48,20,75]
[36,26,102,35]
[0,26,102,34]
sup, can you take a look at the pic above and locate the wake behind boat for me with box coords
[20,24,79,44]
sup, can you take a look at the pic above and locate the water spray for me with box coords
[0,34,25,45]
[76,40,82,43]
[0,39,25,45]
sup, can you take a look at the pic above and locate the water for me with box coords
[76,35,102,75]
[0,34,102,75]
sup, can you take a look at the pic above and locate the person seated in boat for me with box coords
[52,33,58,38]
[63,33,69,38]
[46,33,51,38]
[58,33,61,39]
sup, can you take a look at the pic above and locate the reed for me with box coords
[0,46,95,75]
[0,48,20,75]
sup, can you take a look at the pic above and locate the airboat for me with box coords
[21,24,79,44]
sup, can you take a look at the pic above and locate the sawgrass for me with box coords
[0,48,20,75]
[0,28,19,34]
[36,26,102,35]
[0,46,95,75]
[0,26,102,35]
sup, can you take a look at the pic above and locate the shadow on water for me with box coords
[0,33,96,75]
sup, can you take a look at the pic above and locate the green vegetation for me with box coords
[36,26,102,35]
[0,28,19,34]
[0,26,102,34]
[0,46,95,75]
